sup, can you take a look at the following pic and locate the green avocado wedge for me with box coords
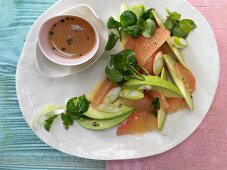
[77,113,131,130]
[152,10,187,68]
[157,68,167,130]
[164,54,193,110]
[83,105,134,120]
[124,75,183,98]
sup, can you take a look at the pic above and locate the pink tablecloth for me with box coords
[107,0,227,169]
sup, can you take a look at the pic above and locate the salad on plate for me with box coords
[32,4,197,136]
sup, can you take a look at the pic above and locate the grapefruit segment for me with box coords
[117,110,157,136]
[124,28,170,66]
[91,79,115,108]
[173,62,196,93]
[165,98,187,113]
[118,94,154,113]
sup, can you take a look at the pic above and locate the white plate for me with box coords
[35,4,108,78]
[16,0,220,160]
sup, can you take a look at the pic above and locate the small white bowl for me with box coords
[38,14,100,66]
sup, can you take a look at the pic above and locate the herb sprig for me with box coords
[105,49,145,84]
[164,9,197,38]
[105,8,157,51]
[43,95,91,131]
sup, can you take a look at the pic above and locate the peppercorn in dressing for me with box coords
[48,16,96,59]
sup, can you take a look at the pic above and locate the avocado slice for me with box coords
[157,68,167,130]
[164,54,193,110]
[83,105,134,120]
[157,108,166,130]
[152,10,187,68]
[77,113,131,130]
[124,75,183,98]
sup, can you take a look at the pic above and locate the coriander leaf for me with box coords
[61,113,73,129]
[105,32,119,51]
[62,95,91,129]
[151,97,160,110]
[142,19,156,37]
[66,95,90,120]
[44,115,58,131]
[142,8,154,20]
[172,26,188,38]
[107,17,121,29]
[179,19,197,33]
[123,25,142,38]
[120,10,137,28]
[164,18,175,31]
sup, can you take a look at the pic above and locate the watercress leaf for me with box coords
[172,26,188,38]
[142,19,157,37]
[164,18,175,31]
[114,50,136,71]
[105,56,124,83]
[120,10,137,27]
[142,8,154,20]
[151,97,160,110]
[107,16,121,29]
[105,32,119,51]
[170,12,181,20]
[137,18,145,30]
[123,25,142,38]
[179,19,197,33]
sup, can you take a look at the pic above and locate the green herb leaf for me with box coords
[151,97,160,110]
[169,11,181,20]
[164,18,175,31]
[142,19,157,37]
[123,25,142,38]
[164,10,196,39]
[105,32,119,51]
[61,113,73,129]
[179,19,197,33]
[105,49,144,84]
[120,10,137,28]
[142,8,154,20]
[107,16,121,29]
[105,56,124,83]
[62,95,91,129]
[172,26,188,38]
[44,115,58,131]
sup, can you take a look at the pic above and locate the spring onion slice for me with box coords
[169,36,188,48]
[31,104,65,130]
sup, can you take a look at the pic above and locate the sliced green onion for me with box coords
[97,104,121,113]
[120,88,144,100]
[103,87,121,104]
[169,36,188,48]
[31,104,65,130]
[153,51,164,75]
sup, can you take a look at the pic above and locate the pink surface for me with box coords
[106,0,227,169]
